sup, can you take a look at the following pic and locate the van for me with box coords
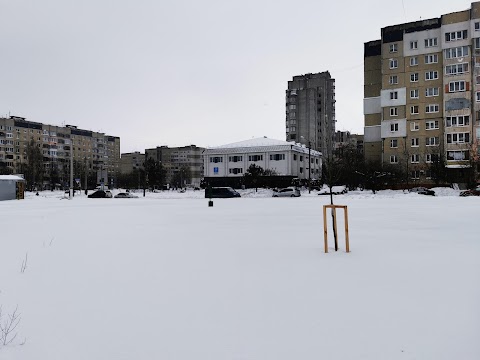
[205,187,241,198]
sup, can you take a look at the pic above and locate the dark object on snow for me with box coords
[88,190,112,198]
[408,187,435,196]
[205,187,240,198]
[460,185,480,197]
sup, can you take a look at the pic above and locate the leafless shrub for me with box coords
[0,305,21,346]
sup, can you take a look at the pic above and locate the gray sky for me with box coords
[0,0,473,153]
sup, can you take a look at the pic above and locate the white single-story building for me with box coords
[203,137,322,187]
[0,175,25,201]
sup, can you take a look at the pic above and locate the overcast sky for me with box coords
[0,0,473,153]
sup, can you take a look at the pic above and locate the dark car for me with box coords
[205,187,241,198]
[460,185,480,197]
[88,190,113,198]
[408,187,435,196]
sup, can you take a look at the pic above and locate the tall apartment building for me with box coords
[145,145,204,187]
[0,116,120,187]
[286,71,336,159]
[364,3,480,183]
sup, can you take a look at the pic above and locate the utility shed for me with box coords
[0,175,25,201]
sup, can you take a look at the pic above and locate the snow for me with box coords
[0,175,24,181]
[1,188,479,359]
[209,137,294,149]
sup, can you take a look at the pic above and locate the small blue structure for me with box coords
[0,175,25,201]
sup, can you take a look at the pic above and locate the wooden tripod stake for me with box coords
[323,205,350,253]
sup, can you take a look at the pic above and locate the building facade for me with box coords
[203,137,322,187]
[145,145,204,187]
[0,116,120,188]
[286,71,336,159]
[364,3,480,184]
[334,131,364,153]
[120,152,144,174]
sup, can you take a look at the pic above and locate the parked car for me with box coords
[460,185,480,197]
[408,187,435,196]
[205,187,241,198]
[88,190,113,198]
[114,192,138,198]
[272,187,301,197]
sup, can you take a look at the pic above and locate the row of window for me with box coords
[389,152,444,164]
[390,104,440,116]
[210,154,318,165]
[391,38,438,52]
[390,120,439,132]
[389,71,440,84]
[390,137,441,148]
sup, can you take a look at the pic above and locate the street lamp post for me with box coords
[301,136,312,194]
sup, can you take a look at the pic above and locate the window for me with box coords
[475,38,480,50]
[229,168,243,174]
[293,154,297,161]
[390,107,398,116]
[390,123,399,132]
[411,154,420,163]
[209,157,223,163]
[447,150,469,161]
[6,126,12,131]
[228,155,243,162]
[410,122,419,131]
[410,105,419,114]
[6,133,13,138]
[449,81,466,92]
[248,155,263,161]
[425,71,438,80]
[445,63,469,75]
[426,120,439,130]
[424,38,438,47]
[476,22,480,31]
[445,30,468,42]
[389,59,398,69]
[410,40,418,50]
[425,87,439,97]
[444,46,469,59]
[424,54,438,64]
[389,43,398,53]
[446,115,469,127]
[410,73,419,82]
[426,137,440,146]
[390,155,398,164]
[446,133,470,144]
[289,104,296,109]
[425,154,440,164]
[390,91,398,100]
[425,104,439,113]
[390,139,398,148]
[389,75,398,85]
[477,92,480,102]
[411,170,420,180]
[410,89,419,99]
[411,138,419,147]
[270,153,285,161]
[410,57,418,66]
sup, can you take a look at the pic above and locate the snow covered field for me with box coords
[1,188,479,359]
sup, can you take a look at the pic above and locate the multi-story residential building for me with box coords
[285,72,336,159]
[335,131,364,154]
[120,152,144,174]
[203,137,322,188]
[0,116,120,187]
[364,3,480,184]
[145,145,204,187]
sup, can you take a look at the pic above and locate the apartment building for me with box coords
[0,116,120,187]
[334,131,364,153]
[120,152,144,174]
[145,145,204,187]
[286,72,335,159]
[364,2,480,184]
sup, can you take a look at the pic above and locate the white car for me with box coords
[272,187,301,197]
